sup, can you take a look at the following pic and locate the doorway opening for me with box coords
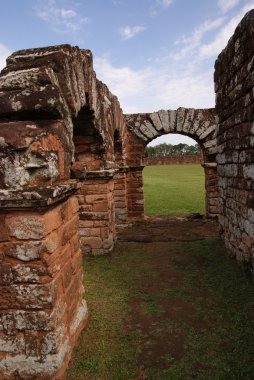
[143,134,205,216]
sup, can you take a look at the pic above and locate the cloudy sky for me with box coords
[0,0,253,145]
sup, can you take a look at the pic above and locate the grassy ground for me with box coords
[143,164,205,215]
[66,165,253,379]
[67,238,254,380]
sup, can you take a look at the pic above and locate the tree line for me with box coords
[144,143,201,157]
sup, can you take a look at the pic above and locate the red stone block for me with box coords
[71,252,83,275]
[80,236,102,249]
[62,262,74,291]
[61,215,79,246]
[0,216,10,243]
[93,202,109,212]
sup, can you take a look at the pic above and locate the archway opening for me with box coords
[71,105,105,178]
[143,134,205,216]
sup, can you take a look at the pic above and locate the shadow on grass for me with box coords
[67,238,254,380]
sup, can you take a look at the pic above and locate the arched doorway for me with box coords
[124,107,219,219]
[143,134,205,216]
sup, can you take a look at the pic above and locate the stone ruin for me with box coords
[0,10,253,379]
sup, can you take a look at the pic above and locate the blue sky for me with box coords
[0,0,253,146]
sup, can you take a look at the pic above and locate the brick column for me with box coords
[126,166,145,220]
[0,183,88,379]
[77,170,116,255]
[203,163,219,218]
[114,168,128,226]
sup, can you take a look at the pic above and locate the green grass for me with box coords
[66,165,254,379]
[67,239,254,380]
[143,164,205,215]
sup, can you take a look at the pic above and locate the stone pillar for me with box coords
[114,168,128,226]
[0,183,88,379]
[202,163,219,218]
[126,166,145,220]
[77,170,116,255]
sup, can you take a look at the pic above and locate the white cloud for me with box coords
[218,0,240,13]
[0,44,11,71]
[150,0,174,17]
[94,55,215,114]
[94,57,153,112]
[35,0,89,33]
[59,9,76,18]
[95,3,253,113]
[157,0,173,8]
[119,25,146,40]
[200,2,254,58]
[97,2,254,114]
[172,17,224,61]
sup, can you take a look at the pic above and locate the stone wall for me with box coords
[215,10,254,273]
[0,186,87,379]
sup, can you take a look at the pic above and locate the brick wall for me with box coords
[77,173,115,255]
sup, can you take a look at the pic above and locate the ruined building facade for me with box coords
[0,10,253,379]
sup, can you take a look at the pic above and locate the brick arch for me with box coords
[125,107,217,160]
[124,107,219,219]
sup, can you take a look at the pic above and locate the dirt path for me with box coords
[117,215,219,242]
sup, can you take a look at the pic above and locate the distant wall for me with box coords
[143,155,202,166]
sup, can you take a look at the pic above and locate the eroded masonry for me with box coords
[0,10,253,380]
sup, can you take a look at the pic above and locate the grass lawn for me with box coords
[143,164,205,215]
[67,237,254,380]
[66,165,254,379]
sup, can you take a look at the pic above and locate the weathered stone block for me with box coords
[15,310,56,331]
[80,236,102,249]
[8,217,46,240]
[4,241,42,262]
[25,331,39,356]
[61,215,79,246]
[41,324,66,355]
[0,332,25,354]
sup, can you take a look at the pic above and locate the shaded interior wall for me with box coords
[215,10,254,272]
[125,108,219,218]
[70,83,128,254]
